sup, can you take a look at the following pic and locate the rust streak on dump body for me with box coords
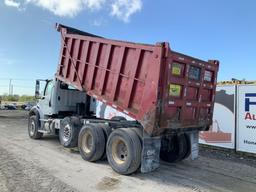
[55,23,219,136]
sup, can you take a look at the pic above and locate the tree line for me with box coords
[0,94,35,102]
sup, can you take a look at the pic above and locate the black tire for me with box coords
[100,124,112,160]
[101,124,112,138]
[183,133,191,160]
[59,116,81,148]
[160,134,188,163]
[106,128,141,175]
[111,116,127,121]
[28,115,43,139]
[130,127,143,141]
[78,124,106,162]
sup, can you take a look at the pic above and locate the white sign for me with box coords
[237,85,256,153]
[199,85,235,149]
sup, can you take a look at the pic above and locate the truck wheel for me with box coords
[130,127,143,141]
[106,128,141,175]
[178,134,189,161]
[182,133,191,160]
[160,134,187,163]
[59,117,81,148]
[28,115,43,139]
[111,116,127,121]
[78,124,106,162]
[100,124,112,160]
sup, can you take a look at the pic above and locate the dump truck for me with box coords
[28,24,219,175]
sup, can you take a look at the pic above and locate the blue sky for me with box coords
[0,0,256,95]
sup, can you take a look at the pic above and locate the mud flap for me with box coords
[140,131,161,173]
[188,131,199,160]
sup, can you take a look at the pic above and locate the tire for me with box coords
[178,134,189,161]
[183,133,191,160]
[101,124,112,138]
[59,116,81,148]
[100,124,112,160]
[28,115,43,139]
[160,134,188,163]
[106,128,141,175]
[78,124,106,162]
[130,127,143,141]
[111,116,127,121]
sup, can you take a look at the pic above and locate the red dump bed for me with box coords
[56,24,219,136]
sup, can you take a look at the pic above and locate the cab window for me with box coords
[60,82,77,90]
[44,81,54,96]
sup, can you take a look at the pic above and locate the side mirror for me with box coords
[35,80,40,99]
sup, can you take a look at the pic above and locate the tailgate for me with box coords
[159,44,219,132]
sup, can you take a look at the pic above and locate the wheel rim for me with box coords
[81,131,93,153]
[112,137,128,165]
[29,120,35,136]
[63,124,71,142]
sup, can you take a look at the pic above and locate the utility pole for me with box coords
[11,84,13,95]
[9,79,12,96]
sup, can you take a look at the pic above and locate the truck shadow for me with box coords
[41,135,59,141]
[131,158,255,192]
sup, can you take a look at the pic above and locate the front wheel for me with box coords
[106,128,141,175]
[28,115,43,139]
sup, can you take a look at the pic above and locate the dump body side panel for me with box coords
[56,27,163,135]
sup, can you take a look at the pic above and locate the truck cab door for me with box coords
[38,80,54,115]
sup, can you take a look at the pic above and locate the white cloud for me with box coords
[111,0,142,22]
[25,0,106,17]
[4,0,21,8]
[4,0,142,22]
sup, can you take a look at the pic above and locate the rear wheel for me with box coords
[160,134,188,163]
[99,124,112,160]
[78,124,106,162]
[183,133,191,160]
[130,127,143,143]
[28,115,43,139]
[59,117,81,148]
[106,128,141,175]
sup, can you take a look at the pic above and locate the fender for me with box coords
[29,106,43,129]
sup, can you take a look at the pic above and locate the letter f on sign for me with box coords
[245,93,256,111]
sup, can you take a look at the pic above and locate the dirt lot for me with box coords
[1,110,256,192]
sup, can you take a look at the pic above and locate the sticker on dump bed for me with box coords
[188,66,201,81]
[204,70,213,82]
[169,84,181,97]
[172,63,182,76]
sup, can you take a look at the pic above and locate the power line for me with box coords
[0,78,37,81]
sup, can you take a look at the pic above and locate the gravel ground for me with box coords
[0,147,76,192]
[1,110,256,192]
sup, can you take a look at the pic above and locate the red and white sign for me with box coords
[199,85,235,149]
